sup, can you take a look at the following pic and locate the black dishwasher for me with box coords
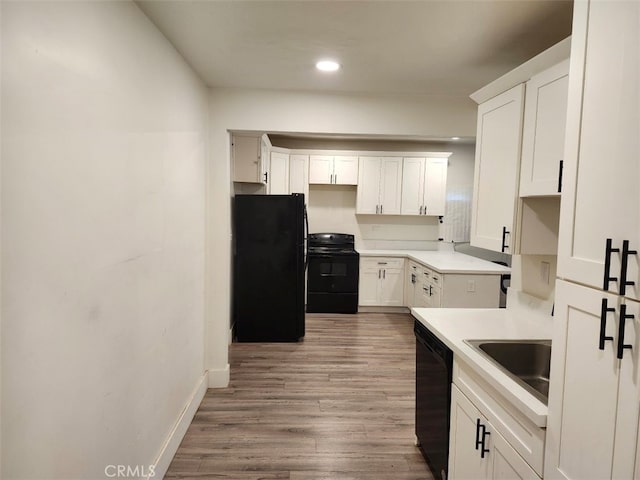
[414,319,453,480]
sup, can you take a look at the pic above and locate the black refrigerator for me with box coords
[233,194,306,342]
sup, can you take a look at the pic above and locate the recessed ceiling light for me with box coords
[316,60,340,72]
[451,137,461,141]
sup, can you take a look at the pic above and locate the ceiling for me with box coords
[136,0,572,98]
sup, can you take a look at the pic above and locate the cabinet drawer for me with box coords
[361,257,404,269]
[409,261,422,275]
[453,359,545,476]
[430,271,442,285]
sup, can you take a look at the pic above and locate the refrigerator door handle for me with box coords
[304,203,309,271]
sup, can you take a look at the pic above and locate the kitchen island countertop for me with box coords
[412,306,553,426]
[358,249,511,275]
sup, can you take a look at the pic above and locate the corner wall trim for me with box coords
[148,374,208,479]
[208,364,230,388]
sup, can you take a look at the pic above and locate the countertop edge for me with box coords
[411,307,549,428]
[357,250,511,275]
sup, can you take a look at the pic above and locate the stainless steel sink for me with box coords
[465,339,551,404]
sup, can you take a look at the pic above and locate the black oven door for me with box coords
[307,254,359,293]
[306,253,359,313]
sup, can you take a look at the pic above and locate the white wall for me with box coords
[1,2,208,478]
[208,88,477,385]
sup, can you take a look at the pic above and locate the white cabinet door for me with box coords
[519,59,569,197]
[449,385,491,480]
[333,155,358,185]
[358,264,381,306]
[424,157,448,216]
[490,423,540,480]
[451,385,539,480]
[379,157,403,215]
[557,0,640,300]
[356,156,382,214]
[268,151,290,195]
[232,134,264,183]
[379,267,404,306]
[308,155,333,184]
[289,154,309,199]
[400,157,426,215]
[470,84,524,253]
[545,280,640,480]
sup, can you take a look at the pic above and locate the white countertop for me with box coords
[411,306,553,427]
[358,250,511,275]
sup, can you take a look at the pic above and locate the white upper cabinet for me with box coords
[519,59,570,197]
[232,133,269,184]
[400,156,449,216]
[289,154,309,200]
[556,0,640,300]
[356,156,403,215]
[471,84,525,253]
[268,151,290,195]
[308,155,358,185]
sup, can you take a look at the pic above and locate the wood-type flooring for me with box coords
[165,312,434,480]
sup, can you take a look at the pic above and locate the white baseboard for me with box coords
[149,374,207,479]
[208,364,230,388]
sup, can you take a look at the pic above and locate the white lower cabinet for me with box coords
[358,257,405,306]
[545,280,640,480]
[451,359,545,479]
[449,385,539,480]
[405,261,423,308]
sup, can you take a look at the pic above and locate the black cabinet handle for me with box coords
[599,298,615,350]
[419,205,423,215]
[376,205,379,214]
[429,285,433,296]
[378,269,381,279]
[411,273,416,284]
[617,304,634,359]
[480,426,490,458]
[604,238,620,291]
[383,269,386,279]
[475,419,482,451]
[501,226,510,253]
[381,205,383,214]
[620,240,637,296]
[264,171,268,183]
[557,160,564,193]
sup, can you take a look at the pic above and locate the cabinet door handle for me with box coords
[618,304,634,359]
[599,298,615,350]
[475,419,482,451]
[419,205,423,215]
[604,238,620,291]
[383,269,386,279]
[557,160,564,193]
[423,205,427,215]
[620,240,637,296]
[429,285,433,296]
[264,172,268,183]
[378,269,381,279]
[480,426,490,458]
[411,274,416,284]
[501,226,510,253]
[334,173,337,184]
[380,205,383,214]
[376,205,379,214]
